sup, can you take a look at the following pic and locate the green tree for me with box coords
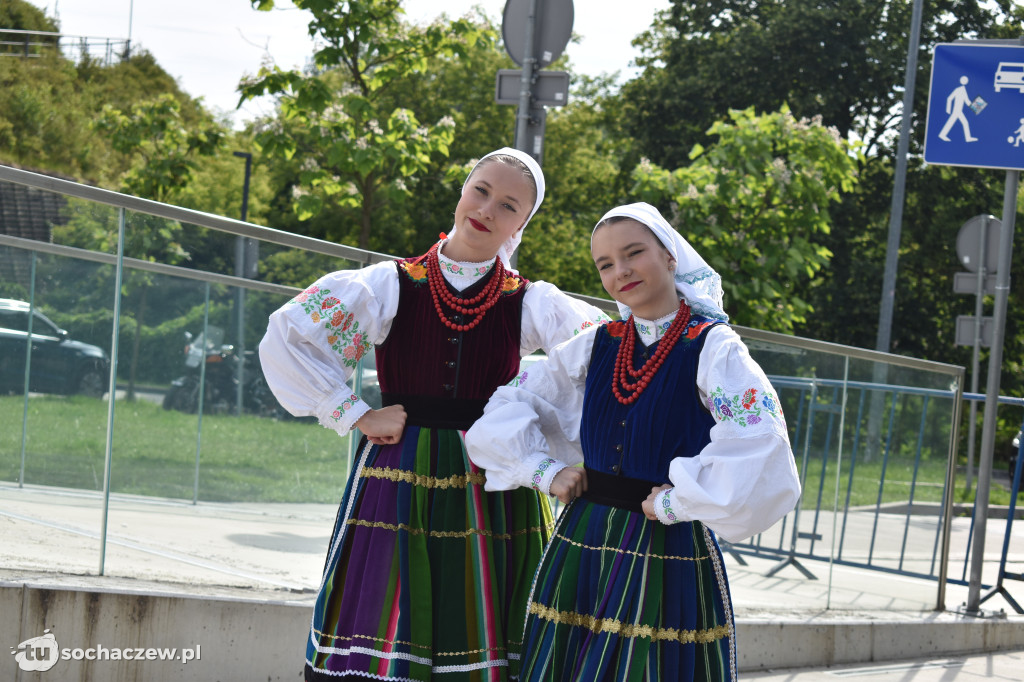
[516,74,641,296]
[0,0,57,31]
[0,46,214,184]
[620,0,1024,456]
[239,0,490,249]
[90,94,226,399]
[623,0,1012,169]
[0,0,58,56]
[95,93,225,203]
[630,107,859,333]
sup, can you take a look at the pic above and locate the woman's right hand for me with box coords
[355,405,407,445]
[549,467,587,505]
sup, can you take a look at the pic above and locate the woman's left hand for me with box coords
[641,484,673,521]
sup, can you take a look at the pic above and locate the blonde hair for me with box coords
[468,154,538,207]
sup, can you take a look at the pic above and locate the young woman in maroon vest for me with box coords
[466,202,801,681]
[259,148,610,682]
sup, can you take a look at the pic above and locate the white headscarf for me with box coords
[593,202,729,322]
[447,147,545,273]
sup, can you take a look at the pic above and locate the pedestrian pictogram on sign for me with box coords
[925,43,1024,171]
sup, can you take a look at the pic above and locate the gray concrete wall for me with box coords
[737,614,1024,671]
[3,581,308,681]
[4,580,1024,680]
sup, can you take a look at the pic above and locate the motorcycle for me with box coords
[162,326,285,418]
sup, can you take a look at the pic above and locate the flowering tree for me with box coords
[240,0,490,248]
[631,106,860,333]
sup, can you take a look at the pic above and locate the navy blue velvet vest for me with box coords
[581,315,721,483]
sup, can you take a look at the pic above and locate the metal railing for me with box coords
[0,163,992,611]
[0,29,129,65]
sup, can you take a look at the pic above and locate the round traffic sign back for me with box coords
[502,0,574,68]
[956,214,1001,273]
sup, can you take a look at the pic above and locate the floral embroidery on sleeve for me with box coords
[573,315,611,335]
[659,490,679,522]
[507,370,529,388]
[706,387,784,427]
[291,286,373,369]
[326,394,362,424]
[531,458,557,491]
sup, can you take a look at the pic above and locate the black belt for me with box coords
[581,467,664,514]
[381,393,488,431]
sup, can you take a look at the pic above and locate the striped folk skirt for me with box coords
[519,500,736,682]
[305,426,554,681]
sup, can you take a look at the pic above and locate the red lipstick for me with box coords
[469,218,489,232]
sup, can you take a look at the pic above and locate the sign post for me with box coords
[925,40,1024,615]
[498,0,574,164]
[953,214,1000,492]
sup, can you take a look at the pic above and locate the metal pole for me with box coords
[875,0,924,353]
[233,151,252,417]
[126,0,133,58]
[965,219,990,493]
[514,0,538,152]
[510,0,539,273]
[965,170,1019,613]
[937,367,966,610]
[18,253,37,488]
[826,357,851,609]
[193,284,211,505]
[867,0,924,462]
[99,207,127,575]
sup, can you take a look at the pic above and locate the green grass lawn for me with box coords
[1,395,1018,508]
[0,395,352,503]
[795,447,1019,509]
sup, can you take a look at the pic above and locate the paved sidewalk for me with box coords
[2,482,1023,679]
[745,650,1024,681]
[3,482,1021,614]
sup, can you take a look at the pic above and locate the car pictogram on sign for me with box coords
[994,62,1024,92]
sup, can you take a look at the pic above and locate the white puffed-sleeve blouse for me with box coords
[259,246,611,436]
[464,313,801,543]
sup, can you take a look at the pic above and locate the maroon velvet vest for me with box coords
[374,257,528,429]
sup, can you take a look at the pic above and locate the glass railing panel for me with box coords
[92,213,353,583]
[0,237,118,577]
[733,334,961,610]
[839,357,957,581]
[1,246,116,490]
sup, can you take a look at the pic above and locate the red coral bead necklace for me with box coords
[426,243,506,331]
[612,301,691,405]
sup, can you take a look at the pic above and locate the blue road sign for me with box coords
[925,42,1024,171]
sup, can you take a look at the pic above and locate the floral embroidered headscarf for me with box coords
[593,202,729,322]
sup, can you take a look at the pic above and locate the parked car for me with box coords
[0,298,110,397]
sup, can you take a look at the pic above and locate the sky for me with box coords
[26,1,671,128]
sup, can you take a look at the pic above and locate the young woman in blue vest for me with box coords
[259,148,610,682]
[466,202,801,681]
